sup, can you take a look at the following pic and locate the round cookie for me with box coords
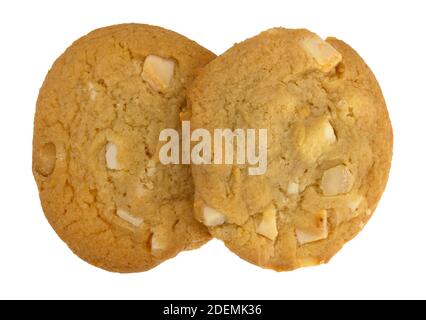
[33,24,216,272]
[189,28,392,271]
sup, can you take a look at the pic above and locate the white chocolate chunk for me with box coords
[136,181,154,198]
[276,192,288,208]
[142,55,175,92]
[105,142,120,170]
[308,118,336,145]
[323,120,337,144]
[203,206,226,226]
[302,35,342,72]
[321,165,354,196]
[35,142,56,177]
[117,209,144,227]
[146,159,156,177]
[348,195,364,212]
[298,256,323,268]
[336,99,349,111]
[300,118,336,161]
[136,185,148,198]
[336,99,354,119]
[287,181,299,195]
[88,82,97,101]
[256,205,278,241]
[296,210,328,245]
[151,234,164,251]
[137,160,156,197]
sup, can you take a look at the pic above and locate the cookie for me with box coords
[189,28,392,271]
[33,24,216,272]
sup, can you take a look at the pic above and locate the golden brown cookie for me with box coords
[33,24,216,272]
[189,28,392,271]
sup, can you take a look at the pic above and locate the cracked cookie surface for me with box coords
[189,28,392,271]
[33,24,215,272]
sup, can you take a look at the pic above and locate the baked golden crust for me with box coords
[189,28,392,271]
[33,24,215,272]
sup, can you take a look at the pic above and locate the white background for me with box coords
[0,0,425,300]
